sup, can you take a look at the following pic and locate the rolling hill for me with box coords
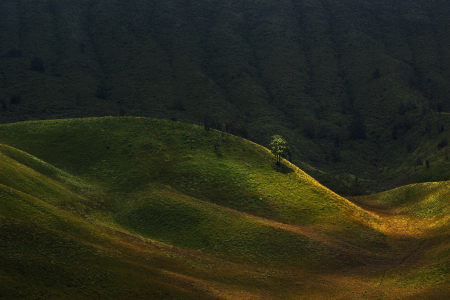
[1,117,450,299]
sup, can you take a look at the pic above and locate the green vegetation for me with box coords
[1,117,450,299]
[2,0,450,297]
[269,135,289,166]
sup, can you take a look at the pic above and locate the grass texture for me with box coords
[1,117,450,299]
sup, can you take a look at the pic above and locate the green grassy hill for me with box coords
[350,182,450,297]
[1,117,450,299]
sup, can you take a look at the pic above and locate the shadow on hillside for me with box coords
[215,150,223,159]
[272,163,293,174]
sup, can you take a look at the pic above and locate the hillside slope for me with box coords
[0,117,376,255]
[1,117,450,299]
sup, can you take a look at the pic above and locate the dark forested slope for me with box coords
[1,0,450,193]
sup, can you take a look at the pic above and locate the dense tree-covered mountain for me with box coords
[2,0,450,194]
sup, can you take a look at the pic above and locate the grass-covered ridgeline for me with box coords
[0,117,358,299]
[0,117,367,226]
[0,117,383,260]
[1,117,450,299]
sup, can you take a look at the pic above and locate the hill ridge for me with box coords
[1,117,450,298]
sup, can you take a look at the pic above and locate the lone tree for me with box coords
[270,135,289,166]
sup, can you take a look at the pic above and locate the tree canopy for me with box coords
[270,135,289,166]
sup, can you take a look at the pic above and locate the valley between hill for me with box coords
[1,117,450,299]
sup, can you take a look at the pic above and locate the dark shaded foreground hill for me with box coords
[1,117,450,299]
